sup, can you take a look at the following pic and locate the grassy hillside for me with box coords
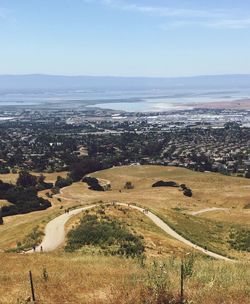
[58,166,250,259]
[0,253,249,304]
[91,165,250,210]
[64,205,191,258]
[1,166,249,256]
[0,166,249,303]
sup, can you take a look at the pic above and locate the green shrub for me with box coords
[228,228,250,252]
[55,176,73,188]
[65,213,144,258]
[7,226,44,252]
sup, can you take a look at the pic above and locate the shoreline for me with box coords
[187,98,250,110]
[0,96,249,113]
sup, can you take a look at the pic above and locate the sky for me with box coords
[0,0,250,77]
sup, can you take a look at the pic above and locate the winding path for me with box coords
[35,202,233,262]
[36,204,96,252]
[190,207,229,216]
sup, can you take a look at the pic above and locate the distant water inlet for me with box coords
[0,117,14,121]
[1,88,250,112]
[91,94,249,112]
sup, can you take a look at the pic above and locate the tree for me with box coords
[0,166,10,174]
[124,181,134,190]
[70,158,102,182]
[37,174,46,184]
[0,208,3,225]
[36,174,53,191]
[55,176,73,188]
[16,171,37,188]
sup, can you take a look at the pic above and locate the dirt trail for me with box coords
[190,207,229,216]
[35,200,233,261]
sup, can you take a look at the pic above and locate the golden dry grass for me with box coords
[55,165,250,259]
[1,166,249,259]
[0,253,143,304]
[92,165,250,210]
[1,166,250,303]
[0,252,249,304]
[57,165,250,216]
[200,209,250,227]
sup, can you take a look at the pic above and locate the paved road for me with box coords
[35,204,96,252]
[35,201,233,261]
[190,207,229,216]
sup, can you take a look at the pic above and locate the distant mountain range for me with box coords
[0,74,250,90]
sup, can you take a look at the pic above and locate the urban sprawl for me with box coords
[0,106,250,178]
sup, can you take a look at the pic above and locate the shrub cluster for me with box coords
[7,226,44,252]
[152,181,193,197]
[124,181,134,190]
[82,176,105,191]
[65,213,145,258]
[55,176,73,188]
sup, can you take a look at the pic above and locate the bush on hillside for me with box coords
[152,181,179,188]
[82,176,105,191]
[183,188,192,197]
[124,181,134,189]
[152,180,193,197]
[243,203,250,209]
[55,176,73,189]
[36,174,53,191]
[65,214,144,258]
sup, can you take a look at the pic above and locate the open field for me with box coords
[90,165,250,210]
[0,253,249,304]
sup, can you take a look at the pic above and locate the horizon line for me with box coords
[1,73,250,79]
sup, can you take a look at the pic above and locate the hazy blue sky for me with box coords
[1,0,250,76]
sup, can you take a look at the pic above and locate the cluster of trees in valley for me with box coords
[0,158,106,221]
[0,171,52,218]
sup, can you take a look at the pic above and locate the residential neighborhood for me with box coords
[0,106,249,178]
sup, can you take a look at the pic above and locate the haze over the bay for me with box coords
[1,74,250,90]
[1,74,250,112]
